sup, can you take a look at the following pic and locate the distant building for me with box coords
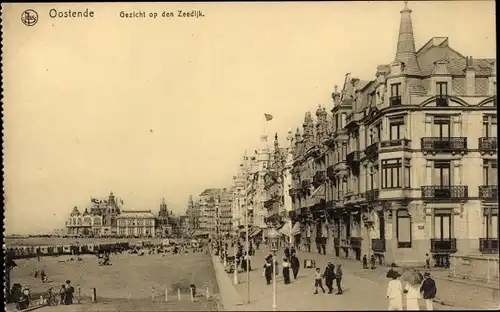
[116,210,156,238]
[156,198,171,237]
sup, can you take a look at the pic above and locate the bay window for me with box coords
[382,158,401,189]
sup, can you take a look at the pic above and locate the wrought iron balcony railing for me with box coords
[372,239,386,253]
[301,179,311,190]
[479,238,499,254]
[421,185,468,201]
[436,95,449,107]
[346,151,360,165]
[430,238,457,253]
[350,237,362,249]
[479,185,498,201]
[389,95,402,106]
[366,189,380,202]
[365,142,379,159]
[421,137,467,154]
[478,137,497,152]
[313,171,326,187]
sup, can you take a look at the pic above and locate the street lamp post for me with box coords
[268,226,280,312]
[232,229,239,285]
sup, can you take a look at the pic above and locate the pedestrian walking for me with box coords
[313,268,325,294]
[425,254,431,269]
[290,253,300,279]
[284,246,290,261]
[323,262,335,294]
[404,281,421,310]
[335,264,343,295]
[362,255,368,269]
[370,255,376,269]
[264,256,273,285]
[282,258,291,285]
[386,270,403,310]
[420,272,437,310]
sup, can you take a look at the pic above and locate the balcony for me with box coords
[479,238,499,254]
[365,142,379,159]
[327,165,335,180]
[372,239,386,253]
[478,137,497,153]
[301,179,311,190]
[350,237,362,249]
[436,95,449,107]
[478,185,498,201]
[430,238,457,253]
[313,171,326,187]
[346,151,360,165]
[389,95,402,106]
[380,139,411,149]
[366,189,380,202]
[421,185,468,201]
[421,137,467,154]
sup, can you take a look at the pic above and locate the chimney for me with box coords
[466,56,476,96]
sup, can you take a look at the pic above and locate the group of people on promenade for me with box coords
[386,268,437,310]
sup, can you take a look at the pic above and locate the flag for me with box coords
[264,113,273,121]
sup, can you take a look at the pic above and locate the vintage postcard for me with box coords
[2,1,498,311]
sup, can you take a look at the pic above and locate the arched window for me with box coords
[396,209,412,248]
[72,218,76,225]
[93,218,101,226]
[83,217,91,225]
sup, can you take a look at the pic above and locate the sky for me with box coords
[3,1,496,234]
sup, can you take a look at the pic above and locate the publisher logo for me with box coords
[21,9,38,26]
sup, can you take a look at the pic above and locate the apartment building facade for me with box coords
[290,1,497,266]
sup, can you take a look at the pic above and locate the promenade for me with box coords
[218,249,498,311]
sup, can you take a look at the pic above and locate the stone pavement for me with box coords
[222,249,497,311]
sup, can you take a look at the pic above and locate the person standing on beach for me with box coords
[64,280,74,305]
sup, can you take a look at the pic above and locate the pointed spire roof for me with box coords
[395,1,423,76]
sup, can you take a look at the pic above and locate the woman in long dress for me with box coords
[282,258,291,284]
[403,269,423,310]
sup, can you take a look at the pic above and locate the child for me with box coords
[362,255,368,269]
[59,285,66,305]
[313,268,325,294]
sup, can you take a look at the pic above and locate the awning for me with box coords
[250,228,262,237]
[291,223,301,236]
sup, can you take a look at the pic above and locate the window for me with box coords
[389,117,404,140]
[119,228,126,235]
[376,123,382,141]
[482,115,497,138]
[483,160,498,186]
[396,209,412,248]
[335,115,339,131]
[483,208,499,238]
[128,227,134,236]
[404,159,411,188]
[391,83,401,97]
[137,227,144,236]
[433,161,451,186]
[369,165,378,190]
[382,159,401,189]
[341,113,347,129]
[433,116,451,138]
[436,82,448,96]
[434,210,452,240]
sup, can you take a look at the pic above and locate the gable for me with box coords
[418,46,465,76]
